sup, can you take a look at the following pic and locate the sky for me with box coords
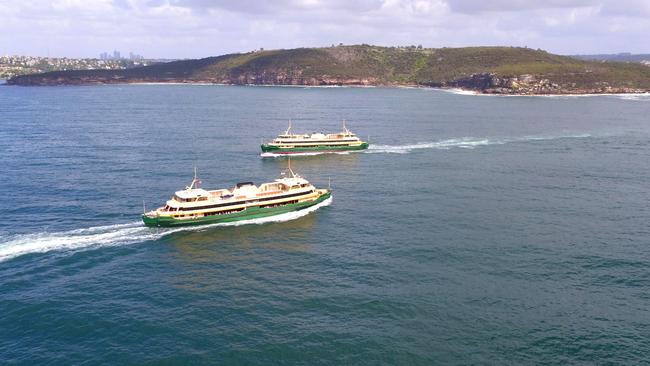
[1,0,649,58]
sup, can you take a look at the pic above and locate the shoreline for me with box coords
[3,79,650,97]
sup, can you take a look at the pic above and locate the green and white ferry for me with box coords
[261,121,369,155]
[142,166,331,227]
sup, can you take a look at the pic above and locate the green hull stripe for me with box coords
[142,191,331,227]
[261,142,369,153]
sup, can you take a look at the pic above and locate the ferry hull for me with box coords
[260,142,369,154]
[142,190,331,227]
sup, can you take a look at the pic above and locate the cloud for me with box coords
[153,0,385,14]
[599,0,650,17]
[0,0,649,58]
[446,0,596,13]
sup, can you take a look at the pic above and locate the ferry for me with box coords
[261,121,369,154]
[142,165,331,227]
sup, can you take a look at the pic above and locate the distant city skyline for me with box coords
[1,0,650,59]
[99,50,144,60]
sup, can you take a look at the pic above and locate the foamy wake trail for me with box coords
[367,134,591,154]
[0,197,333,263]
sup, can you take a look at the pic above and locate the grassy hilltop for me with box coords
[8,45,650,94]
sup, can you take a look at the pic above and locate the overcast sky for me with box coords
[1,0,649,58]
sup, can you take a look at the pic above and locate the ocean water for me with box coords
[1,85,649,365]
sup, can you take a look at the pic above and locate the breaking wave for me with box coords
[367,134,591,154]
[434,88,650,100]
[529,93,650,100]
[0,197,333,263]
[612,93,650,101]
[434,88,479,96]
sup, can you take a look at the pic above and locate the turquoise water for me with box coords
[1,85,649,364]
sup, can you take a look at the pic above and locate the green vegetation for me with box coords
[8,45,650,93]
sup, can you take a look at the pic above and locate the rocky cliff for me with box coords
[436,73,646,95]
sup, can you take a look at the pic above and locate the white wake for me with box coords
[366,134,592,154]
[0,197,333,263]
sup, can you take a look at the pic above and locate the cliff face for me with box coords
[8,46,650,94]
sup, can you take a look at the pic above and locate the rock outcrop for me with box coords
[436,73,648,95]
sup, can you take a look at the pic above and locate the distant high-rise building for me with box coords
[128,52,144,61]
[99,50,144,60]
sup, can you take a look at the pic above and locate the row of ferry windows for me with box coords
[172,200,299,218]
[173,207,244,218]
[171,184,310,203]
[173,196,208,202]
[164,189,313,212]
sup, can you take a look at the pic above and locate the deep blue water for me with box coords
[1,85,649,365]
